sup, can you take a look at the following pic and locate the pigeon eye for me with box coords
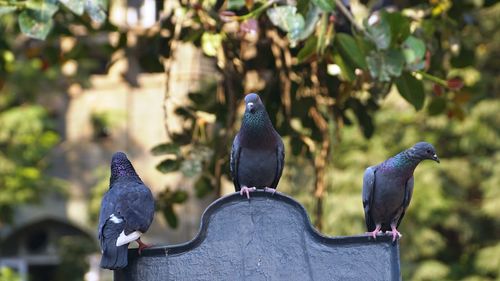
[426,149,431,154]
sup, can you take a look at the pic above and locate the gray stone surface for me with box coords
[115,191,401,281]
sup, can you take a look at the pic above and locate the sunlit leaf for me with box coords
[85,0,107,24]
[395,72,425,110]
[403,36,426,70]
[18,10,53,40]
[336,33,367,69]
[312,0,334,12]
[365,12,391,50]
[201,33,222,57]
[0,6,17,16]
[366,49,404,82]
[26,0,59,17]
[267,6,305,45]
[59,0,84,15]
[294,5,321,42]
[156,158,181,173]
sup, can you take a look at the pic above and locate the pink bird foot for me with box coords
[264,187,276,195]
[136,238,151,255]
[388,226,402,242]
[366,224,382,240]
[240,186,257,199]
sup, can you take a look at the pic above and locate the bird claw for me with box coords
[264,187,276,195]
[239,186,257,199]
[366,230,382,240]
[389,228,402,242]
[136,238,151,255]
[366,225,382,240]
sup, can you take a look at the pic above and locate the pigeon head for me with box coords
[409,142,440,163]
[110,152,141,184]
[244,93,265,115]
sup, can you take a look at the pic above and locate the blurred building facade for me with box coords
[0,1,218,280]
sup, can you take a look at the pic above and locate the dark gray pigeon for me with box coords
[362,142,440,241]
[230,93,285,199]
[98,152,155,269]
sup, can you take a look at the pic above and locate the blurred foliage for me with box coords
[0,267,20,281]
[301,95,500,281]
[0,0,117,225]
[154,0,497,230]
[0,105,61,224]
[55,235,98,281]
[0,0,108,40]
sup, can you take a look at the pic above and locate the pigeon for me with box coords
[98,152,155,269]
[362,142,440,241]
[230,93,285,199]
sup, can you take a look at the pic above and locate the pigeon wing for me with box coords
[270,137,285,189]
[396,176,414,228]
[230,134,242,191]
[362,166,377,232]
[117,182,155,234]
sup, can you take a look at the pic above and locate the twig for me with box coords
[335,0,363,32]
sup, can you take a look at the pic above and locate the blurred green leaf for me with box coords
[294,5,321,42]
[312,0,334,12]
[403,36,426,70]
[151,143,180,156]
[336,33,367,69]
[427,97,447,115]
[385,12,410,45]
[162,205,178,228]
[58,0,84,15]
[365,13,391,50]
[18,10,54,40]
[332,52,355,82]
[228,0,245,10]
[366,49,404,81]
[297,36,317,63]
[194,174,214,198]
[172,190,188,203]
[395,72,425,110]
[156,158,181,173]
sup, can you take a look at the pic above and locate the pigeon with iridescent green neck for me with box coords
[230,93,285,199]
[362,142,440,241]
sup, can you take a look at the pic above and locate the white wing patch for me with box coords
[109,214,123,224]
[116,230,142,246]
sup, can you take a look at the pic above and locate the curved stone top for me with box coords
[115,191,400,281]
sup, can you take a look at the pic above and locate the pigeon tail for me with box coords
[100,240,128,270]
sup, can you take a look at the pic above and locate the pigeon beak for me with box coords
[247,102,255,113]
[432,154,440,163]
